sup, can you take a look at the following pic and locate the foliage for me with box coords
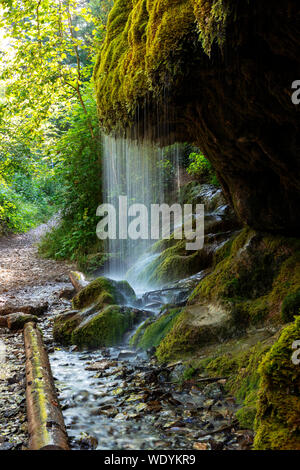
[281,290,300,323]
[0,0,109,136]
[0,118,59,233]
[187,151,218,184]
[38,84,103,266]
[0,1,113,268]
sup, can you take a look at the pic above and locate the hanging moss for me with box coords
[193,0,231,56]
[93,0,231,132]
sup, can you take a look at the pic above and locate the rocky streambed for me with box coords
[49,343,252,451]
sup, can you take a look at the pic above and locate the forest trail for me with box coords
[0,217,74,307]
[0,219,76,450]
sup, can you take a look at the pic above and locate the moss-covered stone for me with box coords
[129,317,153,348]
[53,277,141,348]
[131,308,182,351]
[189,229,300,325]
[53,309,88,345]
[72,276,136,310]
[71,305,141,349]
[143,243,213,287]
[155,302,238,363]
[94,0,231,132]
[254,316,300,450]
[53,304,146,349]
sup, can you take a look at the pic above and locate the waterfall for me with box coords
[102,134,181,288]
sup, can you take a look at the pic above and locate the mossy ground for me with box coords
[254,316,300,450]
[166,328,280,431]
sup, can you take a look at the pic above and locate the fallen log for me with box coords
[69,271,89,292]
[24,322,69,450]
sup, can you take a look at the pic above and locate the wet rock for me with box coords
[85,360,117,371]
[0,302,48,317]
[7,313,38,331]
[77,433,98,450]
[72,277,136,311]
[0,442,15,450]
[58,287,75,300]
[202,383,223,400]
[118,350,137,360]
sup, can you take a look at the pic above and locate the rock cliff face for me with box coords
[94,0,300,234]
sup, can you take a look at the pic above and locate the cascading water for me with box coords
[102,134,181,292]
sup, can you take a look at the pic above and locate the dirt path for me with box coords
[0,219,75,450]
[0,217,74,296]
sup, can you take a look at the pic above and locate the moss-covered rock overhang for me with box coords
[94,0,300,235]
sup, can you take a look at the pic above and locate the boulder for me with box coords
[0,302,48,317]
[6,313,39,331]
[72,276,136,310]
[53,277,146,348]
[54,305,147,349]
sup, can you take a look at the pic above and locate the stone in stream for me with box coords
[0,302,48,317]
[53,277,151,348]
[6,313,39,331]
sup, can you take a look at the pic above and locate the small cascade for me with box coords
[102,134,181,287]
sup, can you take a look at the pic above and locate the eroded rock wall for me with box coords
[94,0,300,234]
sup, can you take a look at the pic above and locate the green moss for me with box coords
[54,277,139,348]
[235,405,257,430]
[281,290,300,323]
[136,238,212,286]
[254,316,300,450]
[198,342,272,430]
[53,310,84,345]
[72,277,136,310]
[53,303,145,349]
[94,0,231,131]
[71,305,138,349]
[189,229,300,324]
[129,317,153,348]
[213,236,234,265]
[135,308,182,350]
[155,304,235,363]
[193,0,230,56]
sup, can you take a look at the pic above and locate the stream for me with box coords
[47,279,244,451]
